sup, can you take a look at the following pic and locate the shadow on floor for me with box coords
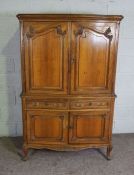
[0,136,23,153]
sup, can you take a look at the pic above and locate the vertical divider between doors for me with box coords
[67,22,72,95]
[68,112,70,143]
[68,21,72,143]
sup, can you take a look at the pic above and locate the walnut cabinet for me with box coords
[17,14,123,160]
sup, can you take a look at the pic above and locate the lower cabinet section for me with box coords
[69,111,110,144]
[22,108,113,160]
[26,110,110,146]
[26,111,68,144]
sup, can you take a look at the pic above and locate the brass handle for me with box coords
[71,58,75,64]
[76,103,81,107]
[33,102,39,106]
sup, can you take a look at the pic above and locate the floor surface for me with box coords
[0,134,134,175]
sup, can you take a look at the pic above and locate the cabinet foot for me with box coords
[22,147,29,161]
[18,146,29,161]
[106,145,113,160]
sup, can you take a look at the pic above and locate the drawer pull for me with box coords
[75,103,82,107]
[33,102,40,106]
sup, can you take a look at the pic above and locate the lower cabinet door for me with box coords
[69,111,110,144]
[26,111,68,144]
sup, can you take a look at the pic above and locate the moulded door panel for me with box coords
[69,111,110,144]
[70,22,116,95]
[27,111,68,144]
[24,22,69,94]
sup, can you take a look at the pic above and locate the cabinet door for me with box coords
[24,22,68,94]
[26,111,68,144]
[69,112,110,144]
[70,22,116,94]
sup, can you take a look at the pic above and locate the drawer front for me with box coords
[70,100,110,109]
[26,99,68,109]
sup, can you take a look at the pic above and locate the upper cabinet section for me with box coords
[23,22,69,94]
[18,14,123,96]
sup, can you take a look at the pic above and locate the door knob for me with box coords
[71,58,75,64]
[69,125,74,129]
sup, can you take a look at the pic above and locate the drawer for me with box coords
[26,99,68,109]
[70,100,110,109]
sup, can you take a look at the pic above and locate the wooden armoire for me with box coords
[17,14,123,160]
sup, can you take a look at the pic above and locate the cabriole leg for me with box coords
[21,146,29,161]
[107,145,113,160]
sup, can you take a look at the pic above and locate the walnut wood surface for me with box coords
[17,14,123,158]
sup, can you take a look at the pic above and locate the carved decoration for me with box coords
[26,25,66,39]
[74,26,84,36]
[74,26,113,41]
[104,27,113,41]
[56,26,66,36]
[26,26,36,38]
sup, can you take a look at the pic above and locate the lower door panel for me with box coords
[69,111,110,144]
[26,111,68,145]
